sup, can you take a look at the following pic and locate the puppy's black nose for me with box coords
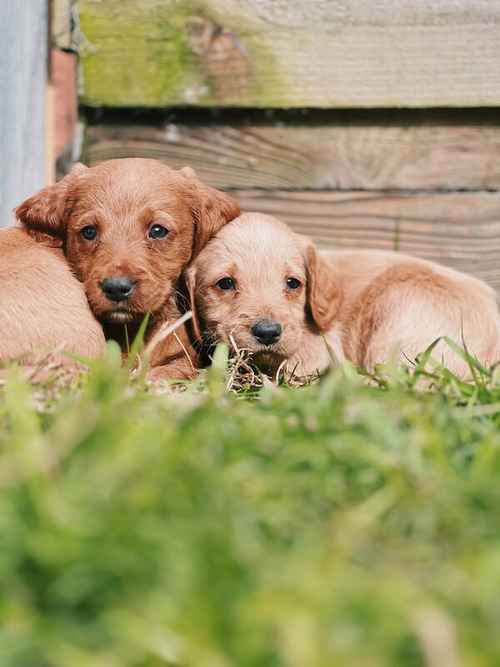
[101,276,136,303]
[251,319,282,346]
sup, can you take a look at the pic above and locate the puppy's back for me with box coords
[322,248,499,307]
[0,228,105,362]
[322,248,500,373]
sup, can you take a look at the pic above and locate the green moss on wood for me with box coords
[78,0,284,108]
[79,1,196,106]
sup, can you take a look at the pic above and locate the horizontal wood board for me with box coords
[78,0,500,108]
[84,115,500,191]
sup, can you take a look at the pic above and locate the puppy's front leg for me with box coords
[147,357,198,382]
[145,321,199,382]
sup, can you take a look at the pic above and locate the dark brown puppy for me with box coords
[0,227,105,364]
[16,158,240,379]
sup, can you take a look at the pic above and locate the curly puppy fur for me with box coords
[16,159,240,380]
[187,213,500,378]
[0,228,105,364]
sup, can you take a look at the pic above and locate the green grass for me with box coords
[1,344,500,666]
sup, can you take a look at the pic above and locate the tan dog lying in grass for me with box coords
[187,212,500,378]
[0,227,105,364]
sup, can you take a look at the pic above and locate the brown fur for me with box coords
[188,213,500,378]
[0,228,105,363]
[16,159,240,380]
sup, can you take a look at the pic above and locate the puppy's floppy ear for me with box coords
[15,162,87,244]
[302,239,343,332]
[184,265,202,342]
[180,166,240,257]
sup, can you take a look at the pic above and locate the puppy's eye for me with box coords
[80,225,97,241]
[148,224,169,240]
[286,277,302,289]
[216,277,236,291]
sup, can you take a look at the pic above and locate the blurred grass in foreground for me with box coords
[1,343,500,666]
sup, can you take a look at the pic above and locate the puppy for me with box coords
[0,227,105,364]
[15,158,240,380]
[187,213,500,378]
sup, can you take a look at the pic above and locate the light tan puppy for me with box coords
[187,212,500,378]
[0,228,105,364]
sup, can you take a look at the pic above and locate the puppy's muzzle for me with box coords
[100,276,136,303]
[251,319,282,346]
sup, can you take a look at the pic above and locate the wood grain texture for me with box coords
[0,0,48,226]
[84,115,500,191]
[79,0,500,108]
[231,190,500,293]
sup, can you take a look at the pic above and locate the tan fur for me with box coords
[188,213,500,378]
[15,159,240,380]
[0,228,105,363]
[186,213,338,376]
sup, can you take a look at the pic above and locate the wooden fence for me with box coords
[3,0,500,293]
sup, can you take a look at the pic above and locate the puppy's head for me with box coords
[16,159,240,324]
[186,213,341,373]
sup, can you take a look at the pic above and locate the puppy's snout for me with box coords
[251,319,282,346]
[100,276,136,303]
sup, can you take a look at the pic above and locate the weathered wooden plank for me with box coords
[0,0,48,226]
[53,0,77,50]
[232,190,500,293]
[84,113,500,190]
[79,0,500,108]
